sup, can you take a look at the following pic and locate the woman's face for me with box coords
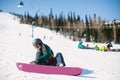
[34,44,41,51]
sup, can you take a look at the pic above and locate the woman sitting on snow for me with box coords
[99,45,107,51]
[78,41,85,49]
[30,38,66,66]
[106,42,113,51]
[94,44,99,50]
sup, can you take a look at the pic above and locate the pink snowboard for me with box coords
[16,62,82,76]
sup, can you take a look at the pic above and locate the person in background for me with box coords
[78,39,86,49]
[94,44,99,50]
[99,45,107,51]
[106,42,113,51]
[30,38,66,66]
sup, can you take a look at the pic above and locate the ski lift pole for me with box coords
[32,21,35,38]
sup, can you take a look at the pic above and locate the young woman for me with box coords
[30,38,66,66]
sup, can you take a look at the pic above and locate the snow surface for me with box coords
[0,12,120,80]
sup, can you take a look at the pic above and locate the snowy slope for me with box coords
[0,12,120,80]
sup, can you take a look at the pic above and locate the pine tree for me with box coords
[85,15,90,42]
[49,8,54,30]
[54,14,59,32]
[0,9,2,12]
[89,15,98,42]
[73,12,76,23]
[34,13,39,26]
[113,20,120,43]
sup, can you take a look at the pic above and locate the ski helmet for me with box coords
[32,38,43,46]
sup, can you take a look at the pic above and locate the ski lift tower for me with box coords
[32,21,35,38]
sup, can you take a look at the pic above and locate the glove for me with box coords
[30,61,37,64]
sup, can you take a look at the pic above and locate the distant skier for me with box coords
[78,40,85,49]
[99,45,107,51]
[94,44,99,50]
[30,38,66,66]
[106,42,113,51]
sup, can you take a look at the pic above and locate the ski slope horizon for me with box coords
[0,12,120,80]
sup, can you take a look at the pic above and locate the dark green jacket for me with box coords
[40,44,54,63]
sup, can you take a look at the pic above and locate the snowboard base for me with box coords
[16,62,82,76]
